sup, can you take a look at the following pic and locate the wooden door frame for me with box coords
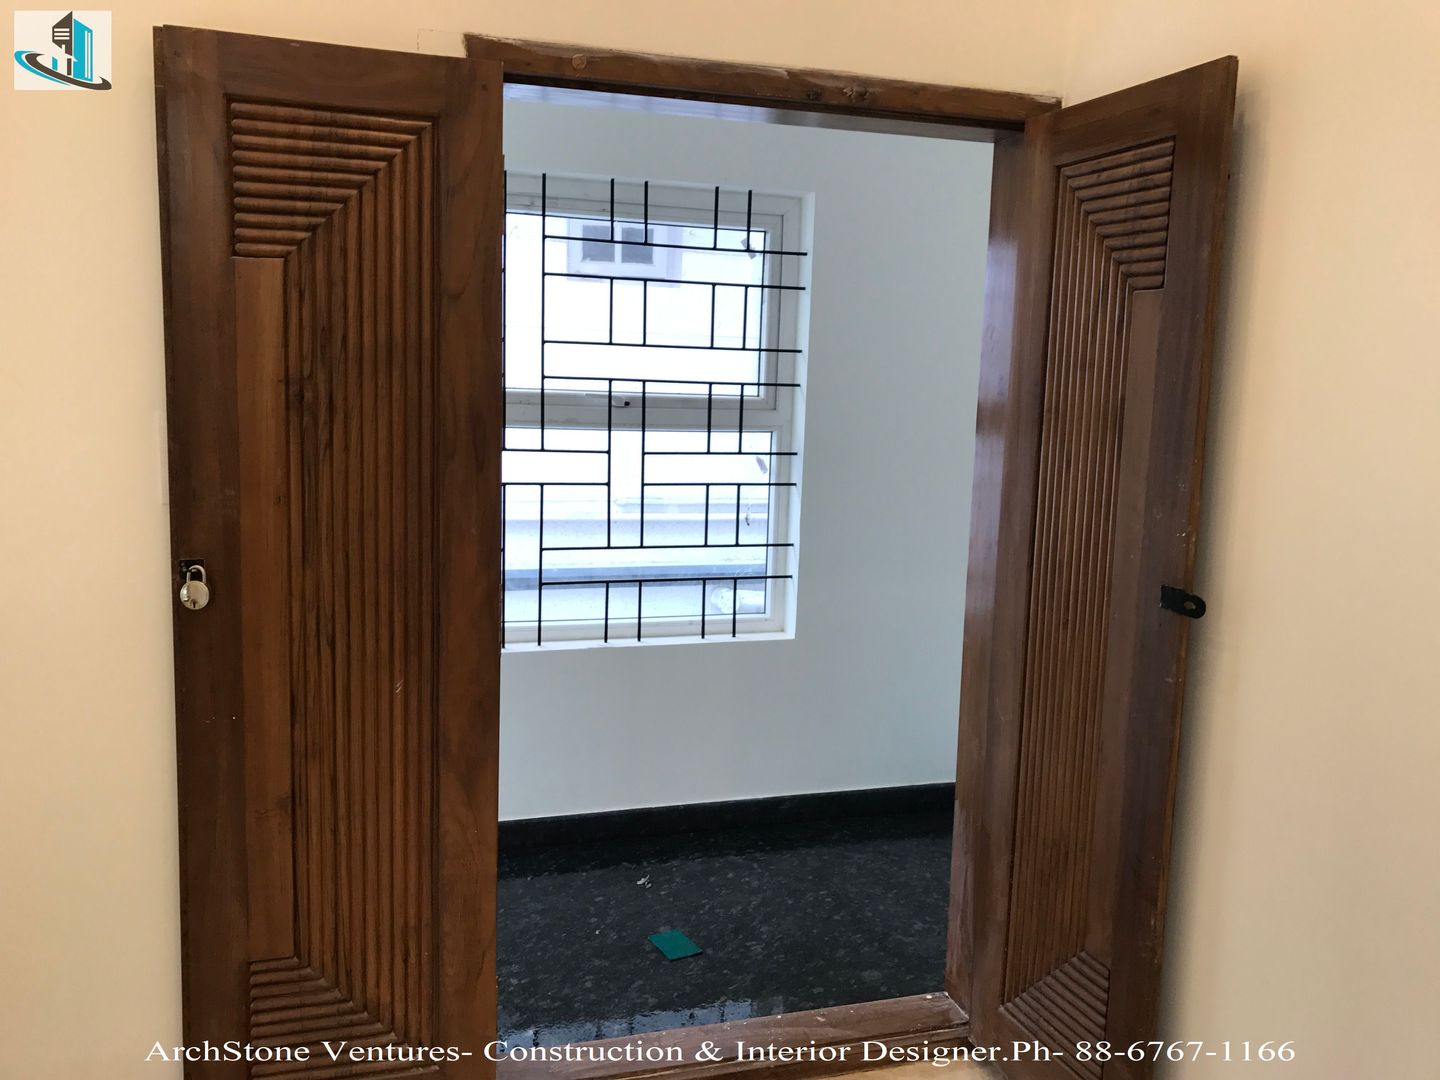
[466,33,1058,1079]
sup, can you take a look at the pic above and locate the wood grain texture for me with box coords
[155,26,502,1078]
[497,994,968,1080]
[999,142,1175,1052]
[229,102,433,257]
[465,34,1056,133]
[955,58,1236,1080]
[236,257,294,965]
[237,103,439,1064]
[947,129,1058,1019]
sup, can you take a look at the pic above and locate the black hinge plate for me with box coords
[1160,585,1206,619]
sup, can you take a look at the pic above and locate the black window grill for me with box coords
[501,173,810,646]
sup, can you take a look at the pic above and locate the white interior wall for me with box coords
[499,101,993,819]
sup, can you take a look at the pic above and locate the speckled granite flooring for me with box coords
[496,810,952,1047]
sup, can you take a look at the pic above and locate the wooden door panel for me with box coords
[954,59,1236,1080]
[235,103,442,1050]
[156,27,502,1077]
[999,137,1176,1050]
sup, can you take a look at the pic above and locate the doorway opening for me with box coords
[493,74,993,1050]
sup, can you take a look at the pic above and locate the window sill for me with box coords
[500,627,795,654]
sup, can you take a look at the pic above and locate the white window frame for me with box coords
[502,172,809,648]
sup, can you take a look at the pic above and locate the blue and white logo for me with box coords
[14,10,111,90]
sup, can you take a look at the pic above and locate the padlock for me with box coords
[179,564,210,611]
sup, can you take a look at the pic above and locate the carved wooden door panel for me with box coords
[156,27,502,1077]
[953,59,1237,1079]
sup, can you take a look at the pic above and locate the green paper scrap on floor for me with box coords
[648,929,703,961]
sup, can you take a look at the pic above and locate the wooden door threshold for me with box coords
[497,992,968,1080]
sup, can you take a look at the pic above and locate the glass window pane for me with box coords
[502,174,803,645]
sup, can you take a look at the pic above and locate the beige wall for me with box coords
[1060,3,1440,1078]
[0,3,1065,1077]
[2,1,1435,1077]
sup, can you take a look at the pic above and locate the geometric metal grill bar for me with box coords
[501,172,809,646]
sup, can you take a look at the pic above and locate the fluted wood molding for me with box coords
[998,140,1175,1077]
[231,97,439,1070]
[230,101,432,258]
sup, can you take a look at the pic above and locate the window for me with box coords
[502,172,810,646]
[571,222,682,277]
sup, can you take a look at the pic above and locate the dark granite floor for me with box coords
[496,810,952,1047]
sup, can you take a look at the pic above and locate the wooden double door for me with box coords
[156,25,1233,1079]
